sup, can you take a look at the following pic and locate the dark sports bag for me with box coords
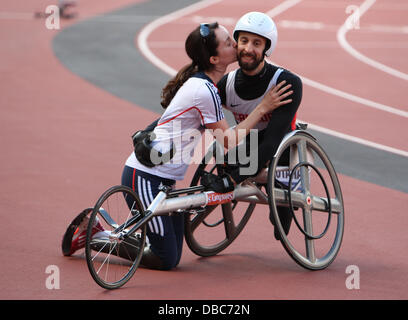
[131,118,175,167]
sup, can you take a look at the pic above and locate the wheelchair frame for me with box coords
[84,129,345,289]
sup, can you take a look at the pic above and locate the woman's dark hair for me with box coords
[160,22,219,109]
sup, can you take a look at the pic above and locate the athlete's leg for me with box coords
[226,126,295,239]
[172,213,185,266]
[270,168,293,240]
[143,215,183,270]
[122,166,182,270]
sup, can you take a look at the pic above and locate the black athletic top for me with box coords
[218,62,302,121]
[217,62,303,183]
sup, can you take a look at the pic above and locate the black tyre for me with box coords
[184,141,256,257]
[85,185,146,289]
[268,131,344,270]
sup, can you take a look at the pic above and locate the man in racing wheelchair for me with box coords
[201,12,303,241]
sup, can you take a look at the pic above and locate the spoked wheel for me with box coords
[184,141,256,257]
[85,185,146,289]
[267,131,344,270]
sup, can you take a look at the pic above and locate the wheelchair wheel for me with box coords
[85,185,146,289]
[267,131,344,270]
[184,141,256,257]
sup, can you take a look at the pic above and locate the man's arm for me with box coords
[217,74,228,106]
[227,71,302,184]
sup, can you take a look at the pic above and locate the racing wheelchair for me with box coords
[81,127,344,289]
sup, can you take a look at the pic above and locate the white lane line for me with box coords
[136,0,408,157]
[276,41,408,49]
[303,121,408,158]
[337,0,408,81]
[367,24,408,34]
[266,0,303,17]
[137,0,222,76]
[278,20,408,34]
[283,66,408,118]
[0,12,34,20]
[278,20,325,30]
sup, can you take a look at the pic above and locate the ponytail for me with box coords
[160,63,197,109]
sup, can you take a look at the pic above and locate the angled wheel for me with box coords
[267,131,344,270]
[85,185,146,289]
[184,141,256,257]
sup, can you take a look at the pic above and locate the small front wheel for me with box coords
[85,185,146,289]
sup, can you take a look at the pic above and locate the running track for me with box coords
[1,0,407,300]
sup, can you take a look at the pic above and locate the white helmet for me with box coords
[233,12,278,56]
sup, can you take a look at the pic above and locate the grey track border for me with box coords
[53,0,408,193]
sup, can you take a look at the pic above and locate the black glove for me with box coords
[201,172,235,193]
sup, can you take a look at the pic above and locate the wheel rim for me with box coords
[184,141,256,257]
[268,132,344,270]
[85,186,146,289]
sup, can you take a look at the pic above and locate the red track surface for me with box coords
[1,0,407,300]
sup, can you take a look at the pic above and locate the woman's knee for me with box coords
[157,251,181,270]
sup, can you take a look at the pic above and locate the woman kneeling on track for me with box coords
[63,22,293,270]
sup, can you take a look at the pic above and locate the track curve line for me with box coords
[337,0,408,81]
[137,1,408,158]
[52,0,408,193]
